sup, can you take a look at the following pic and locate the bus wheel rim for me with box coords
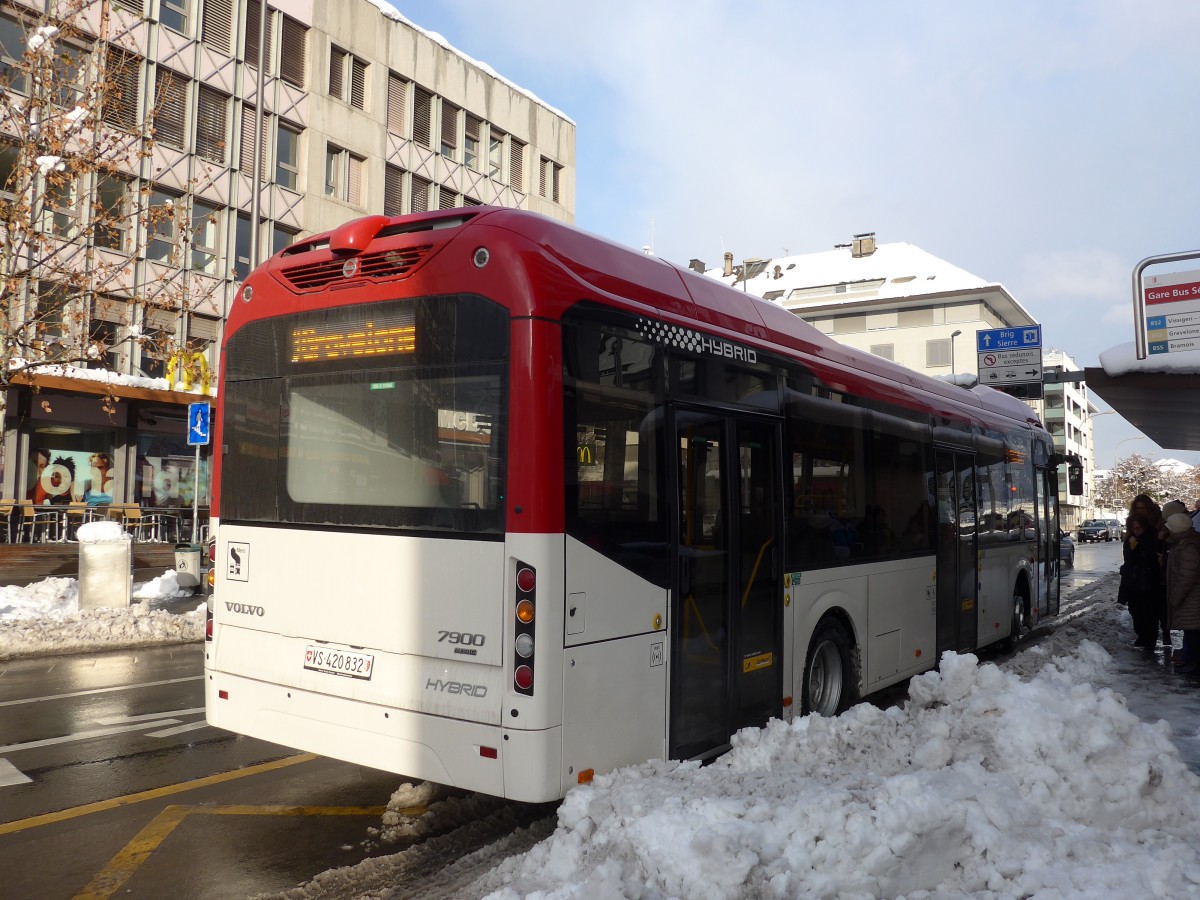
[809,640,843,716]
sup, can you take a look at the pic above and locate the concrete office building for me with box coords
[0,0,575,526]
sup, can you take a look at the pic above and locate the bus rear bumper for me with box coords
[205,670,561,801]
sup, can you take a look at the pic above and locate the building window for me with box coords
[539,157,561,202]
[510,139,524,190]
[112,0,142,13]
[383,164,403,216]
[329,45,366,109]
[146,188,181,263]
[200,0,232,54]
[103,48,141,130]
[234,214,253,280]
[153,68,188,149]
[245,0,273,71]
[831,315,865,334]
[387,73,406,137]
[411,174,431,212]
[275,121,300,189]
[33,282,70,348]
[0,14,27,94]
[89,297,128,371]
[464,114,481,172]
[190,200,219,274]
[440,102,458,159]
[94,175,131,252]
[412,86,433,148]
[870,344,895,361]
[160,0,188,34]
[324,145,364,205]
[926,338,951,367]
[272,223,298,255]
[488,129,504,179]
[438,187,458,210]
[239,105,268,178]
[195,85,228,163]
[45,172,79,238]
[141,306,178,378]
[0,143,19,201]
[279,16,307,88]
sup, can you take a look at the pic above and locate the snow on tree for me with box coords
[1096,454,1200,514]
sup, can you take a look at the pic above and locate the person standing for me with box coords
[1120,515,1164,650]
[1164,512,1200,675]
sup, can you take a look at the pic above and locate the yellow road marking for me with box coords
[74,802,415,900]
[0,753,318,836]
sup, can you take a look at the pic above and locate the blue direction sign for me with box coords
[976,325,1042,352]
[187,402,211,446]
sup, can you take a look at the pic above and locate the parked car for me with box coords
[1059,530,1075,568]
[1077,518,1120,542]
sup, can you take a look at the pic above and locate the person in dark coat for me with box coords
[1120,514,1164,650]
[1165,513,1200,675]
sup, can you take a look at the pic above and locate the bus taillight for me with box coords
[513,560,535,695]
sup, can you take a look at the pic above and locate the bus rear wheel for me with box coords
[803,619,858,717]
[999,588,1026,653]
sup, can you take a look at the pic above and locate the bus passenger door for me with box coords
[671,411,782,761]
[935,450,978,654]
[1038,467,1061,618]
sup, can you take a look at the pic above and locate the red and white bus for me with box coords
[205,208,1067,802]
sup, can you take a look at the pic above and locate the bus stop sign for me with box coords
[187,402,211,446]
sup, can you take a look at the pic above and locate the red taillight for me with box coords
[205,617,213,640]
[207,542,217,562]
[513,560,536,696]
[516,567,535,593]
[514,665,533,691]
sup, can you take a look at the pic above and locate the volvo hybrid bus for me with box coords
[205,207,1068,802]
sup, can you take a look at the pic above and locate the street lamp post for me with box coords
[950,330,962,377]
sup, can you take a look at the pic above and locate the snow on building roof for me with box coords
[362,1,574,124]
[705,240,989,301]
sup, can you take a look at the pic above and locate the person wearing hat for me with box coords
[1164,512,1200,675]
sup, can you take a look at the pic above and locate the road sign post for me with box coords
[186,402,211,544]
[976,326,1043,399]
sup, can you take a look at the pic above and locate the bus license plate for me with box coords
[303,645,374,680]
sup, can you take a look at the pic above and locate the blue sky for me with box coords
[393,1,1200,467]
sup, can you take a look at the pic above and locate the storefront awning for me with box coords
[11,371,215,406]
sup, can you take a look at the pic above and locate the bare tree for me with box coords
[0,0,217,423]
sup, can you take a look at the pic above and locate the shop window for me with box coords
[27,430,119,508]
[138,430,209,509]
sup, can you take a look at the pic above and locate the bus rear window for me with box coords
[221,295,507,534]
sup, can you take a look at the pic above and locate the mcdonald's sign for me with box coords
[577,444,597,466]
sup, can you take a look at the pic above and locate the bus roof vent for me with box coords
[279,243,434,291]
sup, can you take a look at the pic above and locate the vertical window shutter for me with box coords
[188,315,220,342]
[387,75,406,136]
[246,1,273,71]
[280,17,306,87]
[154,69,186,148]
[465,114,481,144]
[510,140,524,190]
[412,87,432,148]
[195,86,227,163]
[384,164,403,215]
[441,102,457,154]
[104,48,140,129]
[350,58,366,109]
[112,0,141,11]
[201,0,233,55]
[411,175,430,212]
[347,155,363,206]
[539,157,547,198]
[552,163,560,202]
[328,46,345,99]
[438,188,457,210]
[240,104,256,172]
[146,306,179,333]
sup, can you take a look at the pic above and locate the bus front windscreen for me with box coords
[220,294,508,534]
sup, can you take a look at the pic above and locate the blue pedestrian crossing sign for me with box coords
[187,402,211,446]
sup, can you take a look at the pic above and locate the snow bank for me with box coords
[472,644,1200,899]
